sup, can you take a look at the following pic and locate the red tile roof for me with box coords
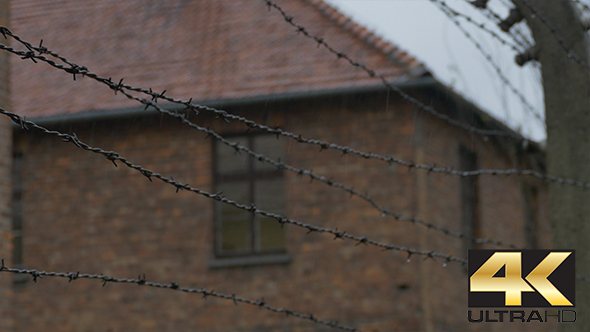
[10,0,427,118]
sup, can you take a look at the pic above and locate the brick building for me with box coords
[1,0,549,331]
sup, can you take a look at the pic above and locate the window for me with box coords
[459,146,480,252]
[213,134,286,258]
[12,151,27,287]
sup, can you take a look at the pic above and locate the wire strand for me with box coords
[263,0,517,138]
[0,260,363,332]
[433,0,545,127]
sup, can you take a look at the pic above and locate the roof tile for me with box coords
[11,0,427,118]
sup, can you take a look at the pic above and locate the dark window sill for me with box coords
[208,253,292,269]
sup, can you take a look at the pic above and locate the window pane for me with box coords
[255,178,284,211]
[253,135,283,171]
[221,219,250,252]
[259,217,285,250]
[12,233,23,265]
[216,137,250,174]
[217,181,252,253]
[254,178,285,250]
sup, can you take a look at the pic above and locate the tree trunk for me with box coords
[513,1,590,330]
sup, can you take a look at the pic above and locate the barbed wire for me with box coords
[0,260,363,332]
[263,0,516,138]
[488,8,529,51]
[1,29,589,191]
[433,0,546,127]
[517,0,590,69]
[433,0,523,53]
[468,0,558,80]
[470,2,546,121]
[467,0,536,51]
[0,107,468,265]
[471,0,587,67]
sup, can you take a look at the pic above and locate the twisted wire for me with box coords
[469,0,534,51]
[0,260,362,332]
[433,0,523,53]
[519,0,590,69]
[434,0,545,126]
[263,0,516,138]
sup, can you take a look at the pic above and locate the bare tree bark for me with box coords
[512,1,590,329]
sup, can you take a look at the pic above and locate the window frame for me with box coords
[12,151,28,287]
[459,145,480,253]
[212,133,286,259]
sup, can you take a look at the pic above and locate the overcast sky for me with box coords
[326,0,548,141]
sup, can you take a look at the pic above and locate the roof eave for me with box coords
[15,76,438,127]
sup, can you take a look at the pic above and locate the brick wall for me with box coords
[411,91,550,331]
[0,0,12,329]
[8,87,549,331]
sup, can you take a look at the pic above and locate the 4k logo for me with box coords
[468,250,575,307]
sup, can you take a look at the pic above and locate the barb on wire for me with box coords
[0,107,468,265]
[0,260,361,332]
[263,0,514,138]
[1,27,588,190]
[433,0,545,127]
